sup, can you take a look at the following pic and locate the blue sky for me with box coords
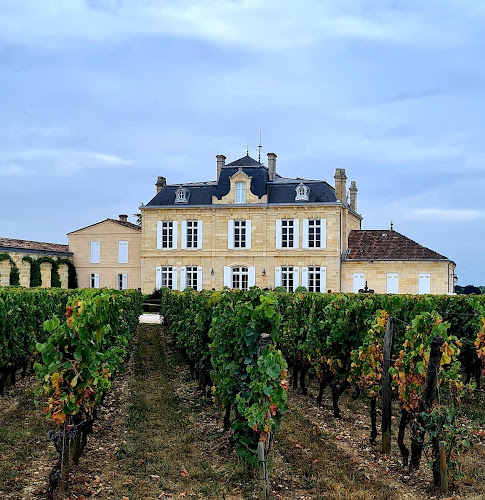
[1,0,484,285]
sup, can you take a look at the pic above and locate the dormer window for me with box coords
[235,181,246,203]
[295,182,309,201]
[175,186,189,204]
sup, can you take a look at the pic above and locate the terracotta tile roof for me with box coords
[346,230,450,261]
[0,237,71,254]
[106,218,141,231]
[68,218,141,234]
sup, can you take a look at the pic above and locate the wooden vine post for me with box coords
[439,441,448,494]
[381,317,394,454]
[258,332,272,500]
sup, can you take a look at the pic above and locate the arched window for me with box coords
[175,186,190,204]
[295,182,309,201]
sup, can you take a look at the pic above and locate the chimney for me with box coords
[216,155,226,181]
[119,214,128,222]
[349,181,358,212]
[267,152,277,181]
[155,176,166,194]
[334,168,347,203]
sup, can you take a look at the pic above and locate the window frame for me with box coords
[90,241,100,264]
[235,181,246,203]
[118,240,128,264]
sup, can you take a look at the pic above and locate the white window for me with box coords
[353,273,365,293]
[180,266,202,291]
[118,240,128,263]
[387,273,399,294]
[175,186,189,204]
[275,266,299,292]
[228,220,251,249]
[235,182,246,203]
[155,266,178,290]
[295,182,310,201]
[157,221,178,249]
[276,219,299,249]
[90,241,100,264]
[90,273,99,288]
[181,221,203,249]
[302,266,326,292]
[302,219,326,249]
[223,266,255,290]
[117,273,128,290]
[418,273,431,294]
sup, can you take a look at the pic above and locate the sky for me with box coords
[1,0,484,285]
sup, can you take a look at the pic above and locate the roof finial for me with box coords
[246,143,249,156]
[257,130,263,163]
[390,220,394,231]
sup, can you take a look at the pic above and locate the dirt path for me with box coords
[2,324,484,499]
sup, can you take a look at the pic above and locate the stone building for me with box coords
[0,237,73,287]
[67,215,141,290]
[139,152,456,295]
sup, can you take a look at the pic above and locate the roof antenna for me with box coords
[257,130,263,163]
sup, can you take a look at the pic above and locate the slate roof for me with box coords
[145,155,339,206]
[68,218,141,234]
[345,230,450,261]
[0,237,72,256]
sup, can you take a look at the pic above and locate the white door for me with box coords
[418,273,430,294]
[353,273,365,293]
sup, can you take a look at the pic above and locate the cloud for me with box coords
[0,0,482,50]
[0,163,32,176]
[406,208,485,221]
[0,149,132,176]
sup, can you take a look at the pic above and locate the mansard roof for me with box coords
[345,230,451,261]
[146,155,338,207]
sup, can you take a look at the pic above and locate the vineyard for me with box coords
[1,286,485,498]
[160,288,485,496]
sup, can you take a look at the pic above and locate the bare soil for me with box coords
[1,324,485,499]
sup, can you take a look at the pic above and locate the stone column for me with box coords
[59,263,69,289]
[0,260,10,286]
[40,262,51,288]
[19,258,31,287]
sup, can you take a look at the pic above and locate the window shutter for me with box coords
[301,267,309,288]
[293,267,300,289]
[276,219,282,249]
[118,241,128,263]
[302,219,309,249]
[122,273,128,290]
[156,266,162,289]
[180,266,186,290]
[293,219,299,249]
[228,220,234,249]
[94,273,100,289]
[197,221,203,249]
[90,241,100,263]
[156,222,163,250]
[353,273,364,293]
[181,221,187,249]
[197,266,203,291]
[223,266,232,287]
[274,267,282,287]
[387,273,399,294]
[171,267,178,290]
[172,222,178,249]
[246,220,251,249]
[321,219,326,249]
[248,267,256,288]
[418,273,430,294]
[320,267,326,293]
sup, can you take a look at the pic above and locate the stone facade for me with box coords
[68,216,142,290]
[0,239,73,288]
[140,152,455,295]
[341,260,454,295]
